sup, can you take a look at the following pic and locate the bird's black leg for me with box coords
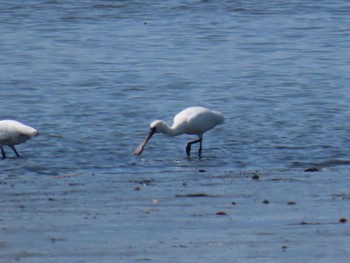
[198,138,203,159]
[10,146,20,158]
[1,146,6,159]
[186,138,203,159]
[186,142,192,158]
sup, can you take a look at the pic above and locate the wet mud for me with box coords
[0,167,349,262]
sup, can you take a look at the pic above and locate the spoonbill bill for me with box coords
[134,106,224,158]
[0,120,39,159]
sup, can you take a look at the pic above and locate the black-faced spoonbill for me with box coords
[134,106,224,158]
[0,120,39,159]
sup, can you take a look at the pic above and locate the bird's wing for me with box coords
[0,130,8,142]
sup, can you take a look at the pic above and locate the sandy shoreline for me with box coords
[0,167,349,262]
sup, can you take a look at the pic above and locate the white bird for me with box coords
[0,120,39,159]
[134,106,224,158]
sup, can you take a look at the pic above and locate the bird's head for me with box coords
[134,120,168,156]
[150,120,168,134]
[32,129,39,137]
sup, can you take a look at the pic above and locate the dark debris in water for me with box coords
[304,167,321,172]
[175,193,217,198]
[130,179,155,186]
[281,245,288,252]
[339,218,348,223]
[216,211,228,216]
[293,218,348,225]
[252,174,260,180]
[332,193,350,200]
[269,178,301,182]
[251,171,260,180]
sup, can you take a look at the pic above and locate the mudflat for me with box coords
[0,167,349,262]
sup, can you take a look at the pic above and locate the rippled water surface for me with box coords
[1,0,350,174]
[1,1,350,262]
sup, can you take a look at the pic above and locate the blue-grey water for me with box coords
[1,1,350,262]
[0,1,350,174]
[2,0,350,174]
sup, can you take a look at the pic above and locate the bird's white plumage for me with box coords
[172,106,224,136]
[0,120,39,158]
[135,106,224,157]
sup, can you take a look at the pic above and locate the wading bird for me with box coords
[134,106,224,158]
[0,120,39,159]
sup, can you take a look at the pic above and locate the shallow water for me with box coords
[1,1,350,173]
[1,1,350,262]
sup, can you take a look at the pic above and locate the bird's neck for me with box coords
[159,122,183,137]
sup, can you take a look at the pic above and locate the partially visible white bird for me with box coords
[134,106,224,158]
[0,120,39,159]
